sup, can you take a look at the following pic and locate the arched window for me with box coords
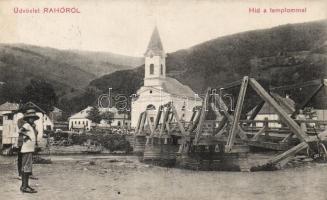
[146,104,156,110]
[160,64,163,75]
[150,64,154,75]
[118,121,121,127]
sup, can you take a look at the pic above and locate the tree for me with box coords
[101,111,114,125]
[87,106,102,124]
[0,82,22,103]
[21,79,57,114]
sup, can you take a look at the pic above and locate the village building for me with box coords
[69,106,130,132]
[247,95,295,128]
[131,27,202,127]
[0,102,19,132]
[49,106,64,122]
[69,107,92,131]
[99,107,130,128]
[1,102,53,152]
[306,79,327,121]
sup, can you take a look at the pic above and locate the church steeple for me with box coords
[145,26,165,57]
[144,27,166,87]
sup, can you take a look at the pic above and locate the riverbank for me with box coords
[1,155,327,200]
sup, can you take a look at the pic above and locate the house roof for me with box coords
[70,106,128,120]
[52,107,63,112]
[145,27,164,56]
[0,102,19,111]
[69,106,92,119]
[20,102,46,114]
[248,96,295,115]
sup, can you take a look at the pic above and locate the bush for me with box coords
[70,133,132,153]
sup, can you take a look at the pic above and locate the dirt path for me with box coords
[1,155,327,200]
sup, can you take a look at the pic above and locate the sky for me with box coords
[0,0,326,56]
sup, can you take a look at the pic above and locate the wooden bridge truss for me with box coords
[133,77,327,171]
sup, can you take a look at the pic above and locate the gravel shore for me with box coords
[1,155,327,200]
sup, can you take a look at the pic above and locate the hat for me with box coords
[23,109,40,120]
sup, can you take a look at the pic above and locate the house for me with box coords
[49,106,63,122]
[68,107,92,131]
[1,102,54,150]
[0,102,19,132]
[99,107,130,128]
[131,27,202,127]
[69,106,131,132]
[269,78,327,122]
[247,95,295,128]
[307,79,327,121]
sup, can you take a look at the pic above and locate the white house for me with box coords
[1,102,53,149]
[99,107,130,128]
[69,106,131,132]
[69,107,92,131]
[248,96,295,128]
[131,27,202,127]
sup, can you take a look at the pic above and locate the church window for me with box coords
[150,117,154,122]
[146,104,156,110]
[160,64,163,75]
[118,121,121,127]
[150,64,154,75]
[149,90,152,94]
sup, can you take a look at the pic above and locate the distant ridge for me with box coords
[91,20,327,98]
[0,43,144,103]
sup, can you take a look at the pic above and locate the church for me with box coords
[131,27,202,127]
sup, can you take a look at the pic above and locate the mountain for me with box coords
[0,43,143,102]
[90,20,327,99]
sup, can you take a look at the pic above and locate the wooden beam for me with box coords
[194,88,211,144]
[138,112,147,135]
[154,105,163,130]
[225,76,249,152]
[291,84,323,118]
[271,93,295,113]
[215,115,228,134]
[248,101,265,121]
[211,96,247,140]
[135,112,143,135]
[249,78,310,142]
[159,106,170,136]
[266,141,308,165]
[170,104,187,136]
[251,118,268,141]
[270,79,322,92]
[187,108,201,134]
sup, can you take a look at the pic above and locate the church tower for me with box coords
[144,27,166,87]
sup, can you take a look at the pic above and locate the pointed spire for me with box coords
[145,26,164,56]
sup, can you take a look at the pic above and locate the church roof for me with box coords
[162,77,199,99]
[145,27,164,56]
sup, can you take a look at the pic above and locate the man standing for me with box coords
[16,118,25,179]
[19,109,39,193]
